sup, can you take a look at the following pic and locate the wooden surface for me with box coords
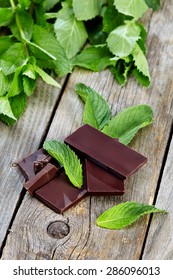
[1,0,173,260]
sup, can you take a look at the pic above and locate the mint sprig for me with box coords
[75,83,154,145]
[43,140,83,189]
[96,201,167,230]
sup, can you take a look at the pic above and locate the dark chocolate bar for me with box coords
[24,163,60,195]
[86,159,124,195]
[35,173,88,213]
[65,124,147,179]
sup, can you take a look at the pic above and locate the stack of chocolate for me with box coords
[18,125,147,213]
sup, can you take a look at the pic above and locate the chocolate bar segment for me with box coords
[65,124,147,179]
[24,163,60,195]
[86,159,124,195]
[35,173,88,213]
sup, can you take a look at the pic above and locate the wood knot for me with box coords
[47,221,70,239]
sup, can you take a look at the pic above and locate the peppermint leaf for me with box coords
[107,21,141,58]
[133,68,150,87]
[43,140,83,188]
[96,201,167,230]
[0,7,13,27]
[10,10,33,41]
[132,43,150,83]
[34,65,61,88]
[102,104,154,145]
[114,0,148,20]
[54,4,88,59]
[0,43,27,75]
[0,70,11,96]
[73,0,105,21]
[110,57,133,86]
[0,96,16,120]
[75,83,112,130]
[72,45,114,72]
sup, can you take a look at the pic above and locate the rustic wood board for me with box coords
[142,135,173,260]
[1,0,173,259]
[0,77,64,251]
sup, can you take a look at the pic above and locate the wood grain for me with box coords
[0,77,64,250]
[142,135,173,260]
[1,0,173,259]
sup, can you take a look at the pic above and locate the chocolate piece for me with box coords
[17,148,49,180]
[35,173,88,213]
[65,124,147,179]
[86,159,124,195]
[24,163,60,195]
[34,154,52,174]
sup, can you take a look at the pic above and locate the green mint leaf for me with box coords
[18,0,31,9]
[72,45,114,72]
[103,5,125,33]
[75,83,111,130]
[102,104,154,145]
[10,10,33,41]
[144,0,160,11]
[0,96,16,121]
[7,66,23,98]
[114,0,148,20]
[43,140,83,188]
[96,201,167,230]
[0,42,27,75]
[0,70,11,96]
[107,21,141,58]
[132,67,150,87]
[110,57,133,86]
[132,43,150,82]
[54,4,88,59]
[22,63,37,80]
[0,36,15,56]
[136,23,147,54]
[45,0,60,11]
[0,7,13,27]
[33,64,61,88]
[31,25,71,77]
[23,76,37,96]
[73,0,105,21]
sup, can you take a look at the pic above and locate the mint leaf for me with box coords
[43,140,83,188]
[107,21,141,58]
[23,76,37,96]
[7,66,23,97]
[96,201,167,230]
[102,104,154,145]
[31,25,71,77]
[18,0,31,9]
[0,70,11,96]
[54,4,88,59]
[0,7,13,27]
[75,83,111,130]
[0,36,15,56]
[0,43,27,75]
[73,0,105,20]
[10,10,33,41]
[110,57,133,86]
[133,68,150,87]
[34,64,61,88]
[0,96,16,120]
[45,0,60,11]
[103,5,125,33]
[72,45,114,72]
[114,0,148,20]
[144,0,160,10]
[132,43,150,83]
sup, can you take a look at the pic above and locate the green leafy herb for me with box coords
[102,104,154,145]
[96,201,167,230]
[76,83,154,144]
[0,0,160,125]
[43,140,83,188]
[75,83,112,130]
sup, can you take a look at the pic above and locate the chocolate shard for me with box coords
[24,163,60,195]
[17,148,49,180]
[65,124,147,179]
[86,159,124,195]
[35,173,88,213]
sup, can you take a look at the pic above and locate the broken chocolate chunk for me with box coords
[65,124,147,179]
[86,159,124,195]
[35,173,88,213]
[24,163,60,195]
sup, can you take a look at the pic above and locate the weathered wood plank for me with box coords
[142,135,173,260]
[0,77,64,250]
[1,0,173,260]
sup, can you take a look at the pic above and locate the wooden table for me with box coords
[0,1,173,260]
